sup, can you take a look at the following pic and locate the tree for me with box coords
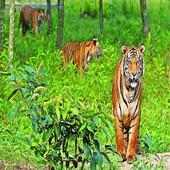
[8,0,15,70]
[122,0,128,16]
[140,0,150,36]
[0,0,5,51]
[99,0,103,34]
[56,0,64,49]
[0,0,5,9]
[46,0,52,33]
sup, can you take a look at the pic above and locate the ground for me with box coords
[121,153,170,170]
[0,153,170,170]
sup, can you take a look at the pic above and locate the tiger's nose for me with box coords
[130,73,137,82]
[132,73,136,76]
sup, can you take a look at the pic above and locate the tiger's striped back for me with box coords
[61,39,102,71]
[62,42,79,65]
[19,5,47,35]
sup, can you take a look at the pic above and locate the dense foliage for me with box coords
[0,0,170,169]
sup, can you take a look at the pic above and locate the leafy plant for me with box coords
[7,65,115,169]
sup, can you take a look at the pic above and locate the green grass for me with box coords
[0,0,170,169]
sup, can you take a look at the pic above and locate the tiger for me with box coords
[61,39,102,71]
[112,45,145,161]
[19,5,47,35]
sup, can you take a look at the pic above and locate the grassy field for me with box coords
[0,0,170,169]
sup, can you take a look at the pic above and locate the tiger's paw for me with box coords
[117,152,127,162]
[121,153,127,162]
[126,154,136,163]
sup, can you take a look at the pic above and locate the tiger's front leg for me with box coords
[126,115,140,161]
[31,16,38,33]
[32,24,38,33]
[115,116,127,161]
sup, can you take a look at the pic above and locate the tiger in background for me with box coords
[61,39,102,71]
[19,5,47,35]
[112,45,145,161]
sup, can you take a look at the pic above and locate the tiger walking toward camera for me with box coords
[112,45,145,161]
[61,39,102,72]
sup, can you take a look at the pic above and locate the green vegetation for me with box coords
[0,0,170,169]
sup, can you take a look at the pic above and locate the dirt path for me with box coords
[0,153,170,170]
[121,153,170,170]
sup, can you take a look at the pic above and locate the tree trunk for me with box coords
[56,0,64,49]
[0,0,5,51]
[8,0,15,70]
[122,0,128,16]
[46,0,52,33]
[140,0,150,37]
[3,0,5,8]
[99,0,103,34]
[0,0,5,9]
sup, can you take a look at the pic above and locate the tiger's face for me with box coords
[37,10,47,26]
[86,39,102,63]
[122,45,145,89]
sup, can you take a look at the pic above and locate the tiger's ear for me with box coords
[139,45,145,53]
[121,46,128,54]
[92,38,98,46]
